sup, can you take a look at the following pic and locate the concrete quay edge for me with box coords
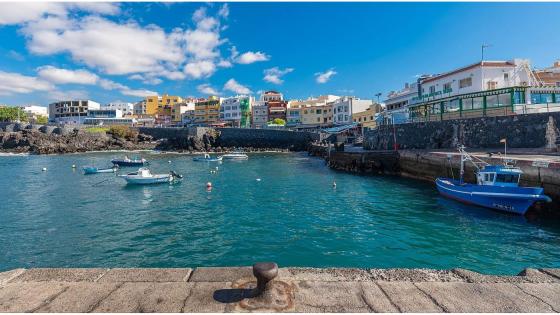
[1,267,560,313]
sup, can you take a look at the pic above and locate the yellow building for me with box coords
[145,94,183,116]
[300,103,333,126]
[194,96,221,124]
[352,104,382,129]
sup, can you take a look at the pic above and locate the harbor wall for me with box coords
[325,149,560,214]
[364,112,560,150]
[137,127,212,139]
[216,128,319,151]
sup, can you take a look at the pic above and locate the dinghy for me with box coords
[83,165,118,175]
[111,155,147,167]
[192,154,223,162]
[118,167,182,185]
[222,150,248,160]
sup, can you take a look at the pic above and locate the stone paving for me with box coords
[1,267,560,312]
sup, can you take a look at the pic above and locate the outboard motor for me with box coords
[170,171,183,179]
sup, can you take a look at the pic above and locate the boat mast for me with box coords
[458,145,466,184]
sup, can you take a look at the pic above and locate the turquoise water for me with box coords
[0,152,559,275]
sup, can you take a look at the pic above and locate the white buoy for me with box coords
[168,160,172,163]
[215,166,219,170]
[332,181,337,188]
[42,167,47,172]
[256,178,261,182]
[72,164,76,168]
[206,182,212,188]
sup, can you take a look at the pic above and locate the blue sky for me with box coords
[0,2,559,106]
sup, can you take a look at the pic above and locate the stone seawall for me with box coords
[1,267,559,312]
[217,128,319,151]
[137,127,213,140]
[365,112,560,150]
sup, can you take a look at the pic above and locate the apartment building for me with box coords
[194,96,221,125]
[220,95,253,128]
[332,96,373,125]
[48,100,100,124]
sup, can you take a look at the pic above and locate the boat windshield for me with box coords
[496,174,519,183]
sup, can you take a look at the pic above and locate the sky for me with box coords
[0,2,559,106]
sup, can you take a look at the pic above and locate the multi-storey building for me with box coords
[286,107,301,126]
[133,100,147,116]
[535,61,560,87]
[332,96,373,125]
[48,100,100,124]
[251,101,268,128]
[219,96,253,128]
[287,95,339,127]
[300,103,333,127]
[381,82,421,124]
[194,96,221,125]
[407,59,560,122]
[352,103,383,130]
[261,91,288,122]
[172,99,195,123]
[145,94,183,117]
[101,102,134,116]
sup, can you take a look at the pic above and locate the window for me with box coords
[531,93,553,104]
[513,91,525,104]
[472,97,484,109]
[443,82,452,93]
[429,86,436,94]
[498,94,511,107]
[503,73,509,81]
[496,174,519,183]
[459,77,472,89]
[487,81,498,90]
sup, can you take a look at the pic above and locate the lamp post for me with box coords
[375,93,382,104]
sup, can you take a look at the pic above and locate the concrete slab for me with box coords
[452,268,541,283]
[292,281,370,312]
[359,282,399,312]
[518,268,560,283]
[91,282,193,312]
[34,282,121,312]
[182,281,231,312]
[189,267,253,282]
[98,268,192,282]
[284,267,372,282]
[10,268,108,282]
[517,283,560,312]
[369,268,463,282]
[376,281,443,312]
[416,282,555,312]
[0,269,25,286]
[0,282,67,312]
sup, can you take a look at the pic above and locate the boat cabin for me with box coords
[476,165,522,187]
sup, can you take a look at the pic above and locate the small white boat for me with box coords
[118,167,182,185]
[83,165,118,175]
[192,154,223,162]
[221,151,249,160]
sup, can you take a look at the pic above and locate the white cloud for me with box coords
[218,4,229,18]
[47,89,89,101]
[128,74,163,85]
[120,88,158,98]
[263,67,294,84]
[223,78,251,94]
[315,69,337,84]
[197,84,219,95]
[236,51,270,64]
[184,60,216,79]
[0,71,54,95]
[0,2,119,25]
[99,79,157,98]
[37,66,99,85]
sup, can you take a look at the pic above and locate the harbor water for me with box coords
[0,151,559,274]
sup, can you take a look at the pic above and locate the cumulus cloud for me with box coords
[128,74,163,85]
[0,71,54,95]
[223,78,251,94]
[0,2,119,25]
[197,83,219,95]
[184,60,216,79]
[315,68,337,84]
[98,78,157,98]
[263,67,294,84]
[37,66,99,85]
[218,4,229,18]
[236,51,270,64]
[47,89,89,101]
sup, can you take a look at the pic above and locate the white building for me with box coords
[220,95,253,127]
[23,105,48,117]
[48,100,100,124]
[102,102,134,116]
[382,82,420,124]
[133,100,147,116]
[332,96,374,125]
[251,101,268,128]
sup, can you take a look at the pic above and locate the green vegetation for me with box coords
[85,127,110,133]
[36,115,48,124]
[107,125,138,140]
[0,107,27,122]
[270,118,286,126]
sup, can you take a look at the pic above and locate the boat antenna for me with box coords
[500,138,507,165]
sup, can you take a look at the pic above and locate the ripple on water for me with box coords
[0,152,559,274]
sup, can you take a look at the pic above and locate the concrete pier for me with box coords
[1,267,560,312]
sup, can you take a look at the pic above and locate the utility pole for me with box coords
[481,44,491,90]
[375,93,382,104]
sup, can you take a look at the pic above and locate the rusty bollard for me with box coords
[252,262,278,297]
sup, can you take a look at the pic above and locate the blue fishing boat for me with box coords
[111,155,147,167]
[436,145,551,215]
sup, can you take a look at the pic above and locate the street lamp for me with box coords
[375,93,382,104]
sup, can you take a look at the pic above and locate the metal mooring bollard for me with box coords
[252,262,278,297]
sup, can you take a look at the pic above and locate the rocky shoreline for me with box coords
[0,124,294,155]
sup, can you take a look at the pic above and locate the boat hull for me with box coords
[120,175,172,185]
[193,157,222,162]
[222,155,248,160]
[111,159,146,167]
[436,178,549,215]
[83,167,115,174]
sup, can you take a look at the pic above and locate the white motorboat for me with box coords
[118,167,182,185]
[193,153,223,162]
[221,151,249,160]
